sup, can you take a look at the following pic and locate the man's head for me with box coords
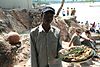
[85,30,90,34]
[76,28,82,35]
[85,30,91,37]
[41,6,55,25]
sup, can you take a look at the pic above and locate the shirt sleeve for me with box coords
[30,32,38,67]
[71,35,76,43]
[56,32,62,58]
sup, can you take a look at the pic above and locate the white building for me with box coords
[0,0,32,9]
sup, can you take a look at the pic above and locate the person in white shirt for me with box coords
[30,6,62,67]
[95,23,100,34]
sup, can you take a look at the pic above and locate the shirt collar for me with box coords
[39,24,53,32]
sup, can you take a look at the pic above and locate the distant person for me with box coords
[85,21,89,30]
[71,8,76,16]
[71,8,73,16]
[92,22,96,28]
[30,6,62,67]
[73,8,76,16]
[98,23,100,29]
[62,9,66,16]
[80,22,84,28]
[67,7,69,16]
[81,22,83,25]
[95,23,100,34]
[90,22,96,32]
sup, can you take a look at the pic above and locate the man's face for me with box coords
[42,11,54,25]
[76,31,81,36]
[86,33,91,38]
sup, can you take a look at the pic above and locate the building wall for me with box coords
[0,0,32,9]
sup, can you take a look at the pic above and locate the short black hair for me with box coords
[85,30,90,34]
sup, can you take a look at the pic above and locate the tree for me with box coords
[55,0,65,17]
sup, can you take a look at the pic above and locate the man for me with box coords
[69,29,100,61]
[67,7,69,16]
[69,28,82,47]
[62,9,66,16]
[69,28,93,47]
[90,22,96,32]
[30,6,62,67]
[81,30,97,50]
[81,30,100,60]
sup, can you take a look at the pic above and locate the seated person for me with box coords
[81,30,97,50]
[68,28,92,47]
[69,29,97,51]
[69,29,100,62]
[81,30,99,59]
[69,28,82,47]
